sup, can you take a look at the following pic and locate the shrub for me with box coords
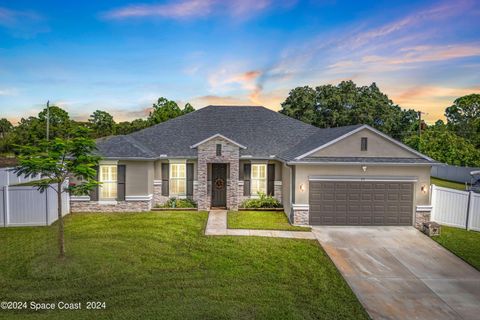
[240,192,281,208]
[157,197,197,208]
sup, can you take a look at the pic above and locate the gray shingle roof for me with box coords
[95,105,432,163]
[98,105,320,159]
[276,125,364,160]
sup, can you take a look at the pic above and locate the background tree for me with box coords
[14,126,100,258]
[0,118,13,138]
[280,81,419,140]
[148,97,183,125]
[404,122,480,167]
[88,110,116,138]
[38,105,74,139]
[182,102,195,115]
[445,94,480,148]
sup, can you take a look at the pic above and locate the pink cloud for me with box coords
[103,0,289,20]
[103,0,215,20]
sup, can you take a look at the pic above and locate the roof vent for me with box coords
[160,154,167,158]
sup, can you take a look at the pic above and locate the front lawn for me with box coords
[431,177,467,191]
[228,211,311,231]
[432,225,480,270]
[0,211,366,319]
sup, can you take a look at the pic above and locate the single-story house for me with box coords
[71,105,434,227]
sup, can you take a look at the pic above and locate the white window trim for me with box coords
[251,163,267,196]
[169,162,187,196]
[99,165,118,201]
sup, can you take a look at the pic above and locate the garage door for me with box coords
[309,181,413,226]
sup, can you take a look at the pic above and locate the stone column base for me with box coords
[292,204,309,225]
[414,205,433,229]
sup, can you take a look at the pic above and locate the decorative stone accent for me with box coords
[292,207,309,225]
[422,221,441,236]
[237,181,249,206]
[196,136,240,210]
[415,211,431,229]
[274,181,282,203]
[153,182,169,207]
[415,205,432,229]
[71,200,151,212]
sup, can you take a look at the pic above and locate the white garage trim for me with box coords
[308,176,418,182]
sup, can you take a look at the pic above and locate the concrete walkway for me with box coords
[205,210,315,239]
[313,226,480,320]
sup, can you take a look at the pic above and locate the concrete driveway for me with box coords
[313,226,480,320]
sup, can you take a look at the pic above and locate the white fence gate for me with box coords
[0,183,69,227]
[431,185,480,231]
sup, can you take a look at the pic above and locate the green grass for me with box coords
[432,225,480,270]
[228,211,311,231]
[431,177,467,191]
[0,211,366,320]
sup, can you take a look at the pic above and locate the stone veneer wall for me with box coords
[292,208,309,225]
[71,200,152,212]
[153,182,169,206]
[197,137,240,210]
[415,211,431,229]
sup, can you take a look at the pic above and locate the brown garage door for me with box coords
[309,181,413,226]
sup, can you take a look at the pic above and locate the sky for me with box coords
[0,0,479,124]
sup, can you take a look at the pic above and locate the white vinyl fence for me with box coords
[0,167,39,187]
[431,185,480,231]
[0,183,69,227]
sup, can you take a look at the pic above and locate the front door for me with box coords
[211,164,227,208]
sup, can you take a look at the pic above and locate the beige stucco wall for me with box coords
[119,160,154,196]
[294,164,431,206]
[311,128,418,158]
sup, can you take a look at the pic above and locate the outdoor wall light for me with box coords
[299,184,305,192]
[421,185,428,193]
[362,165,367,172]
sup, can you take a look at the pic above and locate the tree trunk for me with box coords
[57,181,65,259]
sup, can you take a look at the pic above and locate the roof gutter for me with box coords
[287,161,433,166]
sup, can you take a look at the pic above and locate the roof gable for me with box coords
[190,134,247,149]
[294,125,432,161]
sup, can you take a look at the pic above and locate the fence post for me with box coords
[45,187,49,226]
[4,185,9,227]
[466,191,473,231]
[430,184,436,222]
[2,187,5,227]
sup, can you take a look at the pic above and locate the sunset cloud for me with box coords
[102,0,288,20]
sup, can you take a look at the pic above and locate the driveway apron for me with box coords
[313,226,480,320]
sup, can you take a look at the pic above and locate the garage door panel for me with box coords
[309,180,413,226]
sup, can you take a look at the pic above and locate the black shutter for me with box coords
[161,163,169,196]
[243,163,251,196]
[90,166,99,201]
[117,165,126,201]
[267,164,275,196]
[186,163,194,197]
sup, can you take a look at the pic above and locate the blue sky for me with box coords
[0,0,479,123]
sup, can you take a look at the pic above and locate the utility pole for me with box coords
[46,100,50,142]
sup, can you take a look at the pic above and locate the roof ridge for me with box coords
[123,135,156,157]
